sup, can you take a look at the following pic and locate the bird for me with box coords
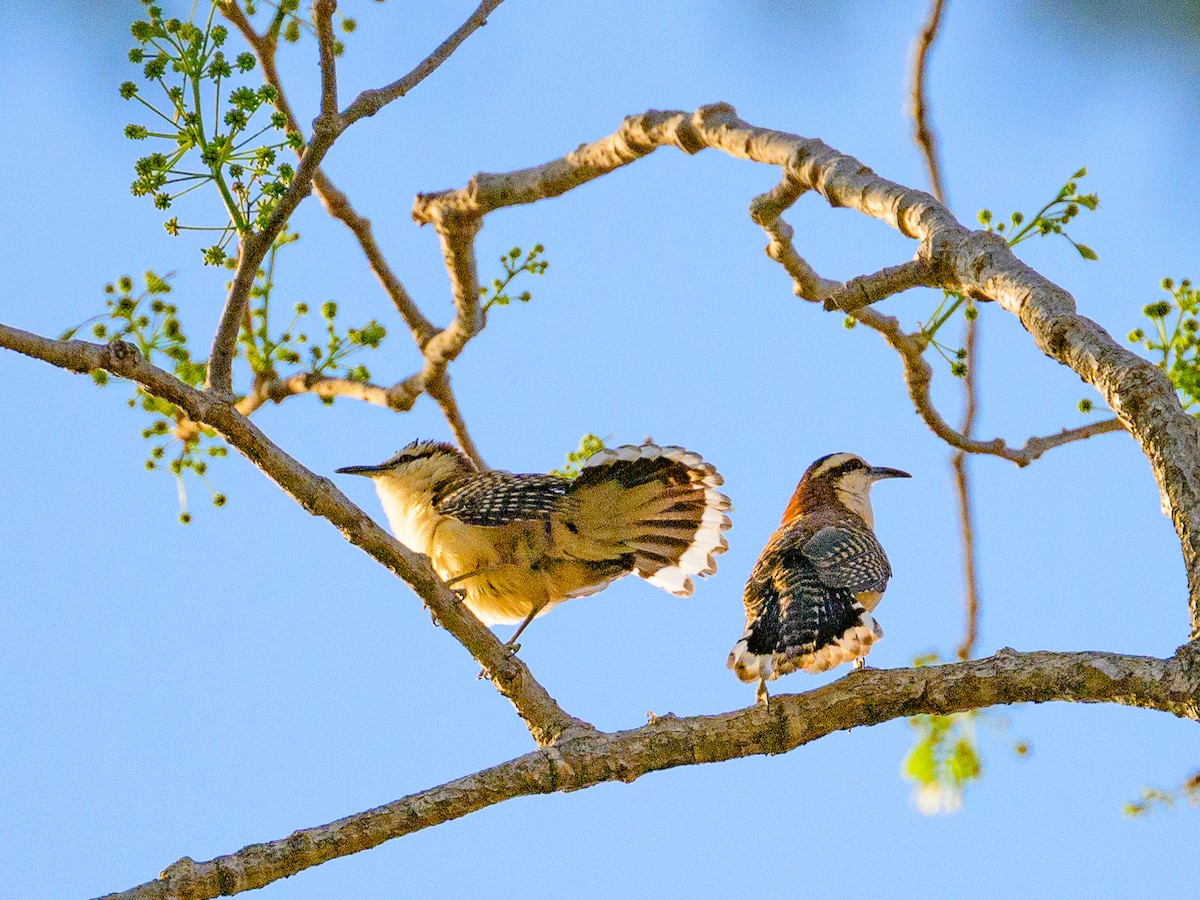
[337,439,732,648]
[727,452,910,703]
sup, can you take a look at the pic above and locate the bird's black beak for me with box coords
[868,466,912,480]
[335,464,385,477]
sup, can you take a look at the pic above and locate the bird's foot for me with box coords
[477,641,520,679]
[755,679,770,706]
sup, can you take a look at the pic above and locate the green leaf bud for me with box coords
[213,494,227,508]
[321,301,337,320]
[179,512,192,524]
[1078,398,1094,413]
[119,81,139,99]
[977,209,992,224]
[951,362,968,377]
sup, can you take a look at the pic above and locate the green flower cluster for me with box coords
[242,0,360,54]
[120,0,300,264]
[59,271,226,519]
[919,169,1099,379]
[978,166,1099,259]
[481,245,549,314]
[238,232,388,400]
[1128,278,1200,413]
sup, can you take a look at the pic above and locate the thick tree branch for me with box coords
[96,646,1200,900]
[0,324,590,747]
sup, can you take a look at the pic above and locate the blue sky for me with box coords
[2,1,1198,897]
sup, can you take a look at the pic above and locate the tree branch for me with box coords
[341,0,506,126]
[95,646,1200,900]
[427,370,487,469]
[0,323,591,748]
[313,0,339,120]
[911,0,948,205]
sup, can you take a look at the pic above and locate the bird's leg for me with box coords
[503,605,541,654]
[756,678,770,706]
[853,657,865,671]
[477,605,541,680]
[444,565,502,589]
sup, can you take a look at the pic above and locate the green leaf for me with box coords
[1075,242,1099,261]
[904,740,937,785]
[948,739,982,784]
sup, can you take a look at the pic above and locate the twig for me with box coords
[343,0,505,125]
[313,0,339,119]
[819,258,940,311]
[427,370,487,469]
[911,0,948,205]
[95,647,1200,899]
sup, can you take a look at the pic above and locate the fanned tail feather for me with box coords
[574,443,732,595]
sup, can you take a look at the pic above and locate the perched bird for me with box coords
[727,452,910,702]
[338,440,732,647]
